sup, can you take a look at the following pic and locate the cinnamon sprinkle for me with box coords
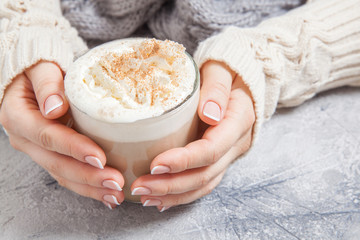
[95,39,186,106]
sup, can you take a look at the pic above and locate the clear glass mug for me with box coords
[66,46,200,202]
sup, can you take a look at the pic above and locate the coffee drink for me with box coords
[65,38,199,202]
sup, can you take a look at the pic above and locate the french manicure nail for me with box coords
[85,156,104,169]
[103,201,113,210]
[143,199,162,207]
[131,187,151,196]
[2,126,8,136]
[159,206,171,212]
[203,101,221,122]
[103,195,120,205]
[151,165,171,175]
[102,180,122,191]
[44,95,63,115]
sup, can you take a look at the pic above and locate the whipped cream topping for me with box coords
[65,38,196,123]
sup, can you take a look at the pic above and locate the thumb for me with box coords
[25,61,69,119]
[198,60,236,125]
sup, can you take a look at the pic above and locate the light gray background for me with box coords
[1,87,359,239]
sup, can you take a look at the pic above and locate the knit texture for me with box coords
[61,0,166,41]
[194,0,360,145]
[0,0,87,104]
[60,0,305,53]
[1,0,359,149]
[149,0,306,53]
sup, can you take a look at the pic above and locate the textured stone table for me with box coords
[1,87,359,240]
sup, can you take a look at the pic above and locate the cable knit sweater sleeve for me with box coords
[0,0,87,104]
[194,0,360,144]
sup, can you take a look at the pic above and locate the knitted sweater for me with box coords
[60,0,305,52]
[0,0,359,145]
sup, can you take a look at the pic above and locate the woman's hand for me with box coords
[0,61,124,209]
[131,60,255,211]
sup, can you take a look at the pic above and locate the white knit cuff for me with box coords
[194,26,267,146]
[0,26,76,104]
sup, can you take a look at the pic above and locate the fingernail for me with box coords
[143,199,162,207]
[44,95,63,115]
[85,156,104,169]
[203,101,221,122]
[2,126,8,136]
[131,187,151,196]
[151,165,171,175]
[103,195,120,205]
[159,206,171,212]
[102,180,122,191]
[103,201,113,210]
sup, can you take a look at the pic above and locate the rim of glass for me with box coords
[68,47,200,124]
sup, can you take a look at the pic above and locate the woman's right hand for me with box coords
[0,61,124,209]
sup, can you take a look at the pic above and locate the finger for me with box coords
[25,61,68,119]
[141,171,226,209]
[53,174,124,207]
[151,78,255,174]
[29,117,106,168]
[133,143,243,197]
[12,134,124,190]
[0,73,36,133]
[198,61,235,125]
[1,74,107,169]
[102,201,118,210]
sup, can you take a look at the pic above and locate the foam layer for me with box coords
[65,38,196,123]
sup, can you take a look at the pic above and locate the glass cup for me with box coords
[66,41,200,202]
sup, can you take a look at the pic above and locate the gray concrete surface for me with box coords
[1,87,359,239]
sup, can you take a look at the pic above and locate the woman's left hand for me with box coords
[131,60,255,211]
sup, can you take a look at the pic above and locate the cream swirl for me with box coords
[65,38,196,122]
